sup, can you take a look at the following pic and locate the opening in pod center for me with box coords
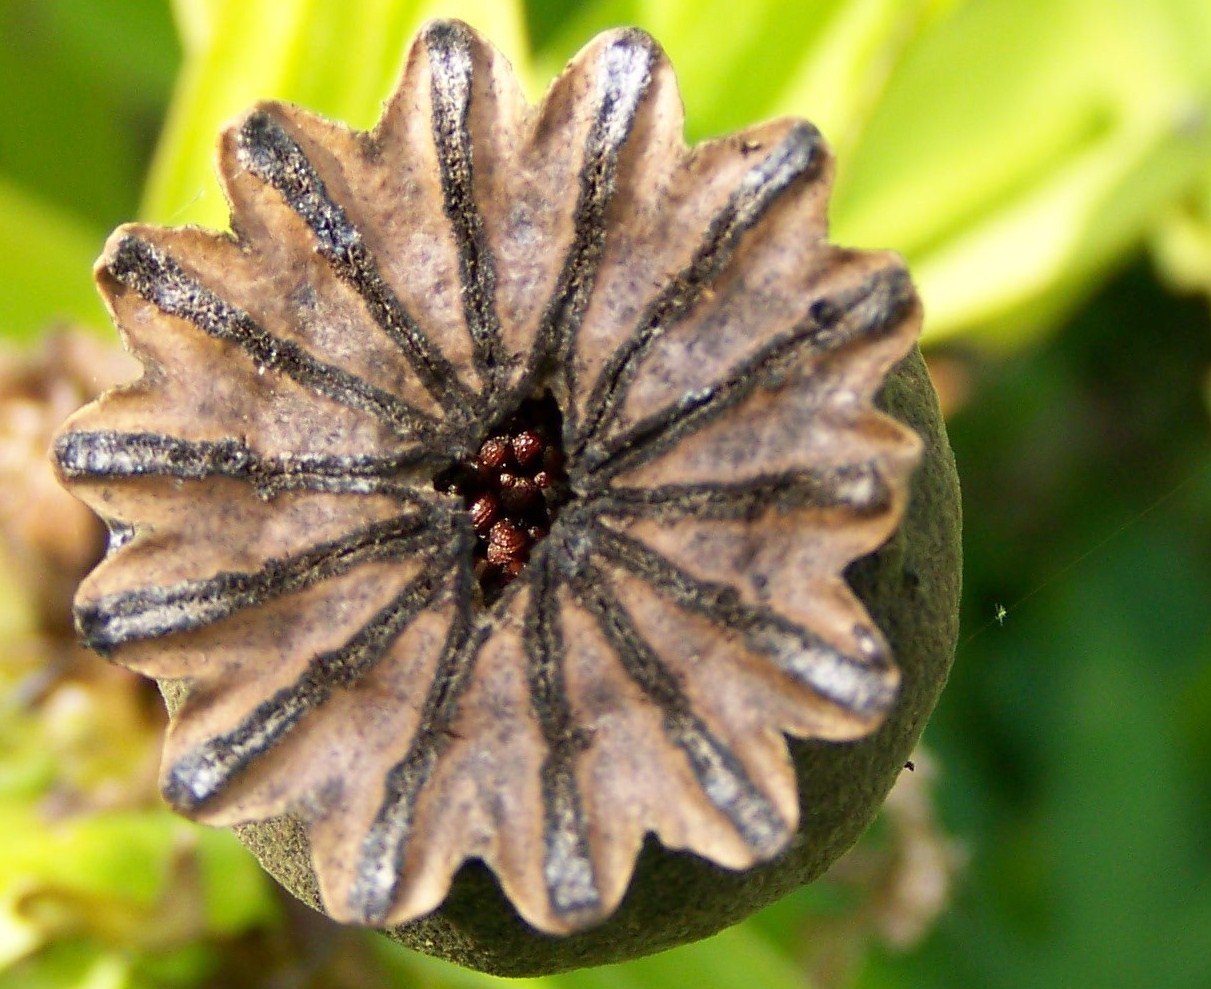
[433,392,571,601]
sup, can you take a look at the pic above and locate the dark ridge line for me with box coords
[106,236,436,438]
[77,509,434,654]
[593,462,892,520]
[574,121,825,449]
[525,556,602,920]
[425,22,503,386]
[234,110,476,417]
[579,264,915,484]
[161,539,463,813]
[592,523,897,717]
[571,559,789,857]
[518,30,657,434]
[348,567,484,925]
[54,431,436,498]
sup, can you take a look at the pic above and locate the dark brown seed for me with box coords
[486,520,525,552]
[533,470,552,490]
[487,519,527,559]
[468,493,499,531]
[511,430,544,467]
[477,436,510,472]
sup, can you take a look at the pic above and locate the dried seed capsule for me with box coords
[50,16,960,977]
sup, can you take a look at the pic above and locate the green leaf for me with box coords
[0,940,131,989]
[0,0,178,233]
[370,916,811,989]
[0,894,42,970]
[827,0,1211,345]
[1152,164,1211,298]
[142,0,531,229]
[763,0,959,163]
[531,0,939,145]
[0,808,182,909]
[192,828,279,935]
[0,179,107,340]
[583,922,812,989]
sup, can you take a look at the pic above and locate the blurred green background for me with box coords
[1,0,1209,986]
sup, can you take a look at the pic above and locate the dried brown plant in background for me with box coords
[0,331,136,634]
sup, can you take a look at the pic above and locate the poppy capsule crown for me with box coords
[53,20,923,937]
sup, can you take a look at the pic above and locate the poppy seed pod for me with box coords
[52,19,960,976]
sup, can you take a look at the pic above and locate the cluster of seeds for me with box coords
[436,394,568,595]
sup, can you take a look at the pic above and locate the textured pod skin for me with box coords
[54,19,960,974]
[221,346,960,976]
